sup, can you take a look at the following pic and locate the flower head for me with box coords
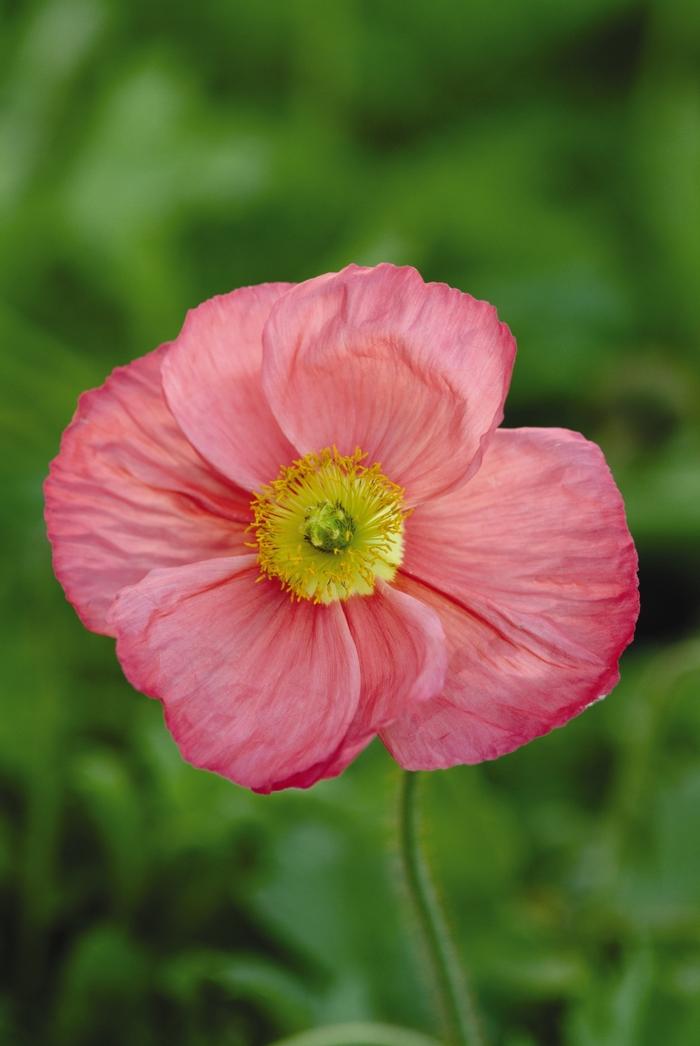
[45,264,639,792]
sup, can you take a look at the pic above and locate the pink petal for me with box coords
[384,428,639,768]
[45,347,250,637]
[162,283,297,491]
[268,580,447,789]
[111,556,361,793]
[261,263,516,504]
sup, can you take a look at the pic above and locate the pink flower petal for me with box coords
[261,732,372,792]
[267,580,447,789]
[162,283,297,491]
[384,428,639,768]
[110,556,361,792]
[261,264,516,504]
[344,580,447,726]
[45,347,249,637]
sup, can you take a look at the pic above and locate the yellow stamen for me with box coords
[249,447,406,603]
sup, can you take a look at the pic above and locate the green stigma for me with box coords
[304,500,355,553]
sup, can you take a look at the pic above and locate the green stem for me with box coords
[398,771,485,1046]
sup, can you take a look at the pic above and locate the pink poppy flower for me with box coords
[45,264,639,793]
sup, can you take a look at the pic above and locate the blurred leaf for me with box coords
[567,946,653,1046]
[160,950,313,1030]
[53,924,150,1046]
[71,750,149,910]
[269,1022,441,1046]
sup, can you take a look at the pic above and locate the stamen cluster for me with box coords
[249,447,406,603]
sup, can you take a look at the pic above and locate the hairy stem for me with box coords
[397,771,485,1046]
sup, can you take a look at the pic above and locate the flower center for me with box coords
[249,447,406,603]
[304,500,355,552]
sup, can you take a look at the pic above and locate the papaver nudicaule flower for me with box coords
[45,264,639,793]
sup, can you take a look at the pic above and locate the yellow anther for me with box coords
[249,446,406,603]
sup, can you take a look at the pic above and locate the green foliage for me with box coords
[1,0,699,1043]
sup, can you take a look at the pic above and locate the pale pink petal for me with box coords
[162,283,297,491]
[261,732,372,792]
[267,580,447,789]
[261,264,516,504]
[384,428,639,768]
[110,556,361,793]
[45,347,250,637]
[344,580,447,729]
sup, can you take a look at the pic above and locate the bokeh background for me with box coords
[2,1,700,1043]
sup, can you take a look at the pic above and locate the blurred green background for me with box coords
[2,1,700,1043]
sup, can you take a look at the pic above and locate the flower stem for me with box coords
[397,771,486,1046]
